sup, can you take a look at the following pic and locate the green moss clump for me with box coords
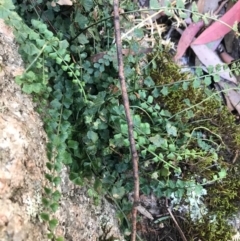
[185,213,234,241]
[207,165,240,213]
[148,50,240,241]
[186,164,240,241]
[149,51,240,153]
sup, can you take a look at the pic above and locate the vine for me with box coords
[1,0,240,240]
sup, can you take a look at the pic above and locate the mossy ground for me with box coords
[148,51,240,241]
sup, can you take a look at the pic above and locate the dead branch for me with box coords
[166,198,187,241]
[113,1,140,241]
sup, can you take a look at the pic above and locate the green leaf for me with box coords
[182,82,189,90]
[193,78,200,88]
[62,109,72,120]
[49,52,57,59]
[147,96,153,104]
[63,96,73,108]
[0,7,11,19]
[22,84,33,94]
[144,76,155,87]
[151,171,159,180]
[53,176,61,186]
[149,134,167,148]
[44,45,53,54]
[137,136,147,145]
[192,14,201,23]
[50,99,62,109]
[141,149,147,158]
[161,86,168,96]
[45,173,53,182]
[166,122,177,137]
[176,0,184,9]
[0,0,15,9]
[46,162,53,171]
[68,140,78,150]
[186,110,194,118]
[140,123,151,134]
[179,11,187,19]
[36,39,45,47]
[204,76,211,86]
[59,40,69,49]
[147,143,157,152]
[64,54,71,62]
[123,138,130,147]
[62,151,72,165]
[53,89,63,100]
[112,186,125,199]
[40,212,49,221]
[56,57,63,64]
[82,0,93,11]
[49,219,58,230]
[167,152,176,160]
[32,83,43,94]
[75,12,89,29]
[168,144,176,152]
[78,33,89,44]
[50,202,59,212]
[218,169,226,179]
[72,177,83,186]
[183,98,191,106]
[160,109,171,117]
[42,197,50,207]
[44,187,52,195]
[52,190,61,202]
[191,1,198,12]
[47,233,54,239]
[213,74,220,82]
[87,188,98,197]
[54,162,62,172]
[152,87,160,98]
[120,123,128,134]
[150,0,159,8]
[160,166,170,177]
[202,15,209,25]
[23,42,39,56]
[87,130,99,143]
[44,30,54,40]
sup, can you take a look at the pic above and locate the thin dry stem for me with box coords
[113,1,140,241]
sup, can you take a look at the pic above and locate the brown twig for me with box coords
[166,199,187,241]
[113,1,140,241]
[232,150,239,164]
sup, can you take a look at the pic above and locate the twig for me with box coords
[232,150,239,164]
[113,1,140,241]
[166,199,187,241]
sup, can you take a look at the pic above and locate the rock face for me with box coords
[0,28,47,241]
[56,167,124,241]
[0,23,124,241]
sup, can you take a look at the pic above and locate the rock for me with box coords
[0,31,47,241]
[0,22,124,241]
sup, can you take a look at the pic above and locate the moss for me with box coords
[207,165,240,212]
[149,51,240,153]
[186,164,240,240]
[148,50,240,241]
[185,213,235,241]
